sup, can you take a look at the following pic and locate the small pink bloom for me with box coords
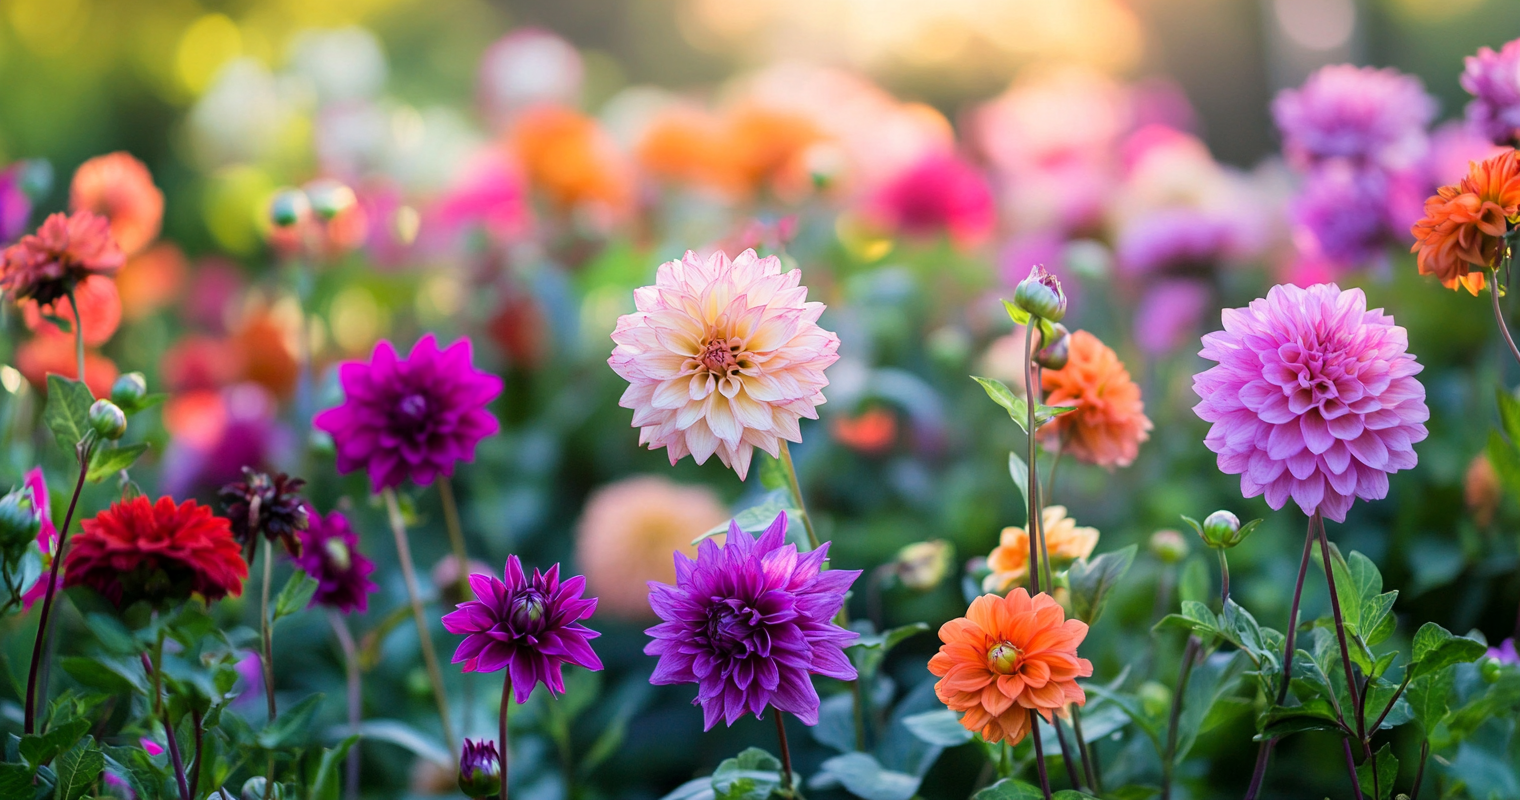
[608,249,839,480]
[140,738,164,756]
[20,467,58,611]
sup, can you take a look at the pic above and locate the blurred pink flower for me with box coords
[478,28,584,131]
[20,467,58,610]
[1462,39,1520,146]
[1134,279,1210,356]
[866,153,995,246]
[609,249,839,480]
[425,149,532,249]
[1273,64,1435,173]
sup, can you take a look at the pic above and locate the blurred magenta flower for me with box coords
[1133,279,1210,356]
[425,150,532,249]
[1115,208,1236,276]
[1193,283,1429,522]
[441,556,602,703]
[644,513,860,729]
[1288,164,1395,271]
[866,152,995,246]
[161,385,294,499]
[608,249,839,480]
[315,335,502,493]
[292,505,376,614]
[1273,64,1435,172]
[1489,638,1519,666]
[19,467,58,611]
[1462,38,1520,146]
[0,164,33,244]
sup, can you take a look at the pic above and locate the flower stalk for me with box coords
[1023,319,1044,595]
[329,612,362,800]
[383,488,457,758]
[1489,266,1520,369]
[1161,635,1201,800]
[1029,710,1053,800]
[777,441,820,551]
[773,708,795,799]
[1313,512,1367,757]
[69,287,84,383]
[23,438,92,734]
[438,477,474,602]
[499,673,512,800]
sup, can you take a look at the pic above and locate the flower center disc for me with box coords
[700,340,739,375]
[987,642,1023,674]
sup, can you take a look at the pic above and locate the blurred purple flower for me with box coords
[441,556,602,703]
[1288,164,1391,270]
[314,334,502,493]
[292,505,376,614]
[1193,283,1429,522]
[160,385,294,500]
[140,738,163,756]
[1134,279,1210,356]
[1489,638,1519,666]
[0,165,32,244]
[1462,39,1520,146]
[1273,65,1435,172]
[233,649,263,708]
[1116,208,1236,276]
[644,512,860,729]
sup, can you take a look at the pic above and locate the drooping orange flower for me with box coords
[511,104,631,214]
[70,152,164,257]
[21,274,121,346]
[1038,330,1152,469]
[1411,149,1520,295]
[929,589,1092,745]
[984,506,1099,593]
[14,334,119,397]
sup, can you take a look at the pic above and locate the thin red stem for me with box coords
[774,708,794,797]
[500,672,511,800]
[24,443,89,734]
[1314,512,1367,756]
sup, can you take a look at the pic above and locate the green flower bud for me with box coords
[110,372,148,409]
[1034,323,1070,370]
[304,179,356,221]
[894,539,953,592]
[1148,529,1189,564]
[268,188,310,228]
[88,399,127,440]
[986,642,1023,675]
[1481,656,1505,684]
[1138,681,1171,718]
[1183,510,1261,549]
[0,490,41,550]
[457,739,502,799]
[1013,264,1067,322]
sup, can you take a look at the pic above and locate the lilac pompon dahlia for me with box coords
[1462,39,1520,146]
[314,334,502,493]
[644,512,860,729]
[609,249,840,481]
[1193,283,1428,522]
[291,505,376,614]
[441,556,602,703]
[1273,65,1435,172]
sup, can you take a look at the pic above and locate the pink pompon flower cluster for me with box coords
[609,249,839,480]
[1462,38,1520,146]
[1193,283,1428,522]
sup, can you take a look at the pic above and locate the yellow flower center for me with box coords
[987,642,1023,675]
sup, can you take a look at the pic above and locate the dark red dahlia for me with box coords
[64,496,247,608]
[0,211,124,306]
[218,468,309,555]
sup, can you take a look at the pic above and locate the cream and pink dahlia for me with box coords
[609,249,839,480]
[1193,283,1429,522]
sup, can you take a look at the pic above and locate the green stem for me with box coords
[1490,267,1520,370]
[438,477,474,603]
[1218,549,1231,608]
[69,288,84,384]
[1314,512,1368,758]
[1161,636,1200,800]
[260,537,277,723]
[384,488,457,758]
[777,441,820,551]
[1023,320,1043,595]
[1070,706,1100,793]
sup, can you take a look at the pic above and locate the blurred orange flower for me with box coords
[70,152,163,257]
[230,310,298,399]
[15,334,118,397]
[1466,453,1501,527]
[718,105,822,200]
[511,104,631,214]
[1411,149,1520,295]
[22,275,121,346]
[162,336,244,393]
[984,505,1100,593]
[831,408,897,455]
[1038,330,1152,469]
[929,589,1092,745]
[116,242,188,321]
[637,107,727,188]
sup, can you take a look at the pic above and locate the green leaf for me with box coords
[810,752,919,800]
[1085,685,1163,750]
[19,719,89,770]
[1002,299,1031,327]
[256,693,323,749]
[757,452,788,492]
[901,709,974,747]
[1362,675,1412,732]
[1175,651,1247,763]
[695,490,800,545]
[1007,451,1030,510]
[1177,557,1210,606]
[86,443,148,483]
[1067,545,1137,625]
[1407,668,1455,733]
[848,621,930,680]
[1258,700,1344,738]
[43,375,96,452]
[973,376,1029,432]
[0,763,35,798]
[59,656,141,695]
[974,779,1046,800]
[1154,600,1220,638]
[350,719,450,767]
[53,737,103,800]
[1410,623,1488,679]
[1489,429,1520,497]
[273,569,318,621]
[1354,743,1398,800]
[712,747,781,800]
[309,735,359,800]
[1496,387,1520,446]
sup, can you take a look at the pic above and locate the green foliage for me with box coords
[43,375,97,452]
[273,569,318,620]
[86,442,149,483]
[1354,743,1398,800]
[1067,545,1136,624]
[971,376,1076,433]
[1409,622,1488,679]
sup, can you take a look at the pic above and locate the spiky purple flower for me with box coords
[1193,283,1429,522]
[1462,39,1520,146]
[314,334,502,493]
[1273,65,1435,172]
[441,556,602,703]
[291,505,376,614]
[644,512,861,730]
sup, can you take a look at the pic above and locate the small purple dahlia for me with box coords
[1462,39,1520,146]
[457,738,502,799]
[644,513,860,730]
[314,334,502,493]
[291,505,376,614]
[1273,64,1435,172]
[1193,283,1428,522]
[441,556,602,703]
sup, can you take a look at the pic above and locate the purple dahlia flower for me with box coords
[1193,283,1428,522]
[441,556,602,703]
[1462,39,1520,146]
[314,334,502,493]
[1273,64,1435,172]
[291,505,376,614]
[644,512,861,730]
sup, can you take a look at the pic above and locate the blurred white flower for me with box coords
[288,27,388,106]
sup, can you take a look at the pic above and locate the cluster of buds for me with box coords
[1181,510,1262,550]
[268,180,357,229]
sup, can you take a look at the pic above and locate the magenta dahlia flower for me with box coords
[608,249,839,480]
[1272,64,1435,172]
[314,334,502,493]
[1193,283,1428,522]
[291,505,376,614]
[441,556,602,703]
[644,512,860,729]
[1463,39,1520,146]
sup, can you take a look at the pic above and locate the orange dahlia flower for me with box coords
[21,274,121,346]
[14,334,118,397]
[984,506,1099,593]
[65,496,246,608]
[1411,149,1520,295]
[1038,330,1152,468]
[511,104,631,214]
[929,589,1092,745]
[70,152,164,257]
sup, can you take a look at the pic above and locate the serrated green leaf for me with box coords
[53,738,102,800]
[1362,675,1413,732]
[1068,545,1136,625]
[86,443,148,483]
[43,375,95,452]
[973,376,1029,432]
[273,569,317,620]
[19,719,89,770]
[1407,668,1454,733]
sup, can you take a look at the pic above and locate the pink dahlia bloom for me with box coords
[314,335,503,493]
[1273,65,1435,173]
[1193,283,1428,522]
[1462,39,1520,146]
[608,249,839,480]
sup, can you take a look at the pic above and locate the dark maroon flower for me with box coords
[314,335,503,493]
[218,468,308,555]
[291,505,376,614]
[0,211,124,306]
